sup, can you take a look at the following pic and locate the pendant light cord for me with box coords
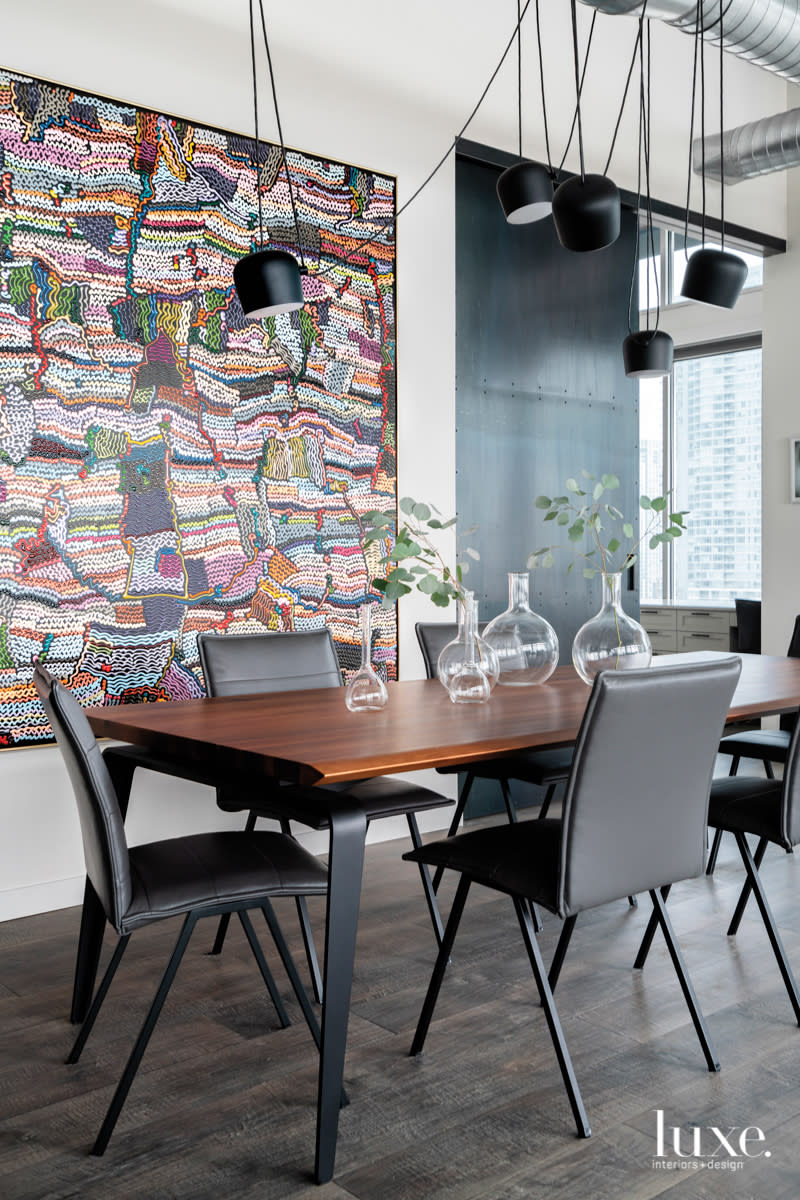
[568,0,587,180]
[683,0,702,260]
[535,0,554,175]
[719,0,725,250]
[517,0,523,159]
[627,14,660,340]
[699,0,706,247]
[255,0,306,271]
[249,0,265,251]
[627,16,645,338]
[644,20,661,332]
[603,6,646,176]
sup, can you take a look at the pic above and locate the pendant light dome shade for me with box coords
[679,247,747,309]
[552,173,621,252]
[234,248,303,319]
[623,329,674,379]
[496,160,554,225]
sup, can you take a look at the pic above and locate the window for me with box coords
[638,342,762,605]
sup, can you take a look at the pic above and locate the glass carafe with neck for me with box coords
[345,603,389,711]
[571,571,652,685]
[445,591,492,704]
[436,590,499,695]
[484,572,559,686]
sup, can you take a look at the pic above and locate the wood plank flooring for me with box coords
[2,819,799,1200]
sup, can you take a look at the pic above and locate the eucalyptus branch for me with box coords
[530,469,688,579]
[362,497,478,607]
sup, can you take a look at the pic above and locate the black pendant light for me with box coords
[552,0,620,253]
[496,0,554,224]
[234,0,305,320]
[679,0,746,309]
[623,14,673,380]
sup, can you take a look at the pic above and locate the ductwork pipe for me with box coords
[695,108,800,182]
[578,0,800,84]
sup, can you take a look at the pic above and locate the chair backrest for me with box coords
[557,656,742,917]
[734,598,761,654]
[779,614,800,733]
[33,663,131,929]
[198,629,343,697]
[415,621,489,680]
[780,708,800,848]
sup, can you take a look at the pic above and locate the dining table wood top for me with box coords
[84,652,800,788]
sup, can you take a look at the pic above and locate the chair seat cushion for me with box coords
[718,729,790,762]
[121,831,328,934]
[403,818,562,913]
[435,746,574,786]
[707,776,788,848]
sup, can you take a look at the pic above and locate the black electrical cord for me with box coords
[248,0,265,250]
[683,0,702,260]
[535,0,553,175]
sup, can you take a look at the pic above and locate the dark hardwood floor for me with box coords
[2,818,799,1200]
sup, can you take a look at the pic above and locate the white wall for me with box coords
[0,0,791,919]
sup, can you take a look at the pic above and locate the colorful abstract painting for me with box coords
[0,67,397,747]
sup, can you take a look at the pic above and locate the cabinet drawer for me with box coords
[647,629,678,654]
[677,609,731,636]
[640,607,678,633]
[677,631,731,653]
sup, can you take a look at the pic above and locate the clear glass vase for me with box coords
[345,603,389,711]
[436,590,499,696]
[483,572,559,686]
[571,572,652,685]
[444,591,492,704]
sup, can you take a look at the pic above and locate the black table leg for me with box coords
[70,878,106,1024]
[314,801,367,1185]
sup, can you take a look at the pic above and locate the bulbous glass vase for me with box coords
[436,590,499,696]
[345,603,389,711]
[483,572,559,686]
[572,572,652,685]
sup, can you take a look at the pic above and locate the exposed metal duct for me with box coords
[578,0,800,84]
[694,108,800,182]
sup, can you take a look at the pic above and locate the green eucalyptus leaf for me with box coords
[390,567,416,582]
[568,521,585,543]
[431,591,452,608]
[384,579,412,599]
[542,552,555,568]
[651,496,667,512]
[412,502,431,521]
[427,518,442,529]
[440,516,458,528]
[566,478,579,492]
[392,540,422,560]
[583,567,597,579]
[417,574,439,594]
[669,512,685,526]
[667,525,684,538]
[553,496,569,505]
[581,469,595,480]
[465,547,480,560]
[601,473,620,490]
[593,481,604,500]
[544,510,558,521]
[526,553,539,569]
[567,561,574,574]
[649,534,662,549]
[557,511,570,525]
[372,577,387,592]
[607,537,620,553]
[623,522,634,539]
[399,496,416,515]
[460,560,470,574]
[608,505,624,520]
[640,495,652,510]
[535,495,552,509]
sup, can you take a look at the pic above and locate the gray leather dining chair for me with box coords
[707,612,800,875]
[198,629,453,998]
[403,656,742,1137]
[636,695,800,1026]
[33,662,329,1156]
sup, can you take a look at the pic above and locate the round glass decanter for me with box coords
[345,603,389,711]
[483,572,559,686]
[571,571,652,685]
[436,590,499,695]
[444,591,492,704]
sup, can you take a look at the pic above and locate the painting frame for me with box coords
[791,438,800,504]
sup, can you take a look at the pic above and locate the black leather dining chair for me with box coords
[33,662,329,1156]
[197,629,453,997]
[403,656,742,1137]
[635,697,800,1026]
[707,613,800,875]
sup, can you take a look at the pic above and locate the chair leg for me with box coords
[513,896,591,1138]
[92,912,197,1156]
[407,813,445,948]
[649,888,719,1072]
[548,915,577,994]
[727,836,768,936]
[236,910,291,1029]
[432,773,474,893]
[734,831,800,1025]
[538,782,556,820]
[67,935,131,1064]
[278,818,324,1004]
[706,829,724,876]
[632,884,672,970]
[259,902,350,1109]
[765,760,776,780]
[208,810,259,956]
[500,779,543,934]
[410,874,471,1057]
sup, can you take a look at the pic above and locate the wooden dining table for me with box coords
[79,651,800,1183]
